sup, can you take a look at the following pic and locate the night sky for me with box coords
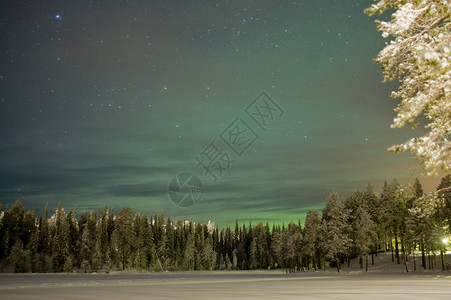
[0,0,443,228]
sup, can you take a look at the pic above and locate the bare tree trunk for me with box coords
[421,240,426,269]
[432,252,436,270]
[421,244,426,270]
[391,243,394,263]
[413,250,416,271]
[404,245,407,261]
[404,253,409,273]
[394,226,400,264]
[365,254,369,272]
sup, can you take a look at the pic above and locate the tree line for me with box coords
[0,175,449,273]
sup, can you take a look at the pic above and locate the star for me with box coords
[55,14,61,20]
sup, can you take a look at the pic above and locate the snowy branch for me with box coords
[366,0,451,176]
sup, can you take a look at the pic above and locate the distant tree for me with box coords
[282,221,302,273]
[22,210,37,251]
[225,253,232,270]
[0,200,25,260]
[112,207,135,270]
[78,211,96,272]
[231,248,238,270]
[409,201,432,270]
[413,178,425,198]
[344,191,364,265]
[270,228,282,269]
[234,220,240,249]
[10,240,27,272]
[183,234,195,271]
[37,204,51,272]
[437,175,451,232]
[28,221,40,272]
[79,224,92,272]
[50,204,72,272]
[154,213,167,271]
[194,224,204,270]
[100,206,114,273]
[138,214,153,271]
[365,0,451,175]
[66,209,79,268]
[98,205,114,273]
[223,226,233,264]
[165,217,176,270]
[354,206,376,271]
[321,192,351,272]
[202,237,217,270]
[362,183,382,263]
[407,178,424,209]
[380,180,409,264]
[408,175,451,238]
[92,236,103,272]
[302,210,321,270]
[409,175,451,269]
[132,214,149,271]
[251,222,270,269]
[249,236,258,270]
[235,224,248,270]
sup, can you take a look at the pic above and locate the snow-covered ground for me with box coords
[1,253,450,299]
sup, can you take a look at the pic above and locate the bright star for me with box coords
[55,14,61,20]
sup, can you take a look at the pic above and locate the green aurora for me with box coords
[0,0,443,228]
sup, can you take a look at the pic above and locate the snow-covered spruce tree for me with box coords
[437,174,451,230]
[50,204,72,272]
[365,0,451,176]
[302,210,322,270]
[112,207,135,270]
[321,192,351,272]
[354,206,376,272]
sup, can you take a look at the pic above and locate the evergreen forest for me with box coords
[1,175,450,273]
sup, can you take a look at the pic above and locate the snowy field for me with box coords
[1,253,451,299]
[1,270,451,299]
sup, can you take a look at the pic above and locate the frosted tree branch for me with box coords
[366,0,451,176]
